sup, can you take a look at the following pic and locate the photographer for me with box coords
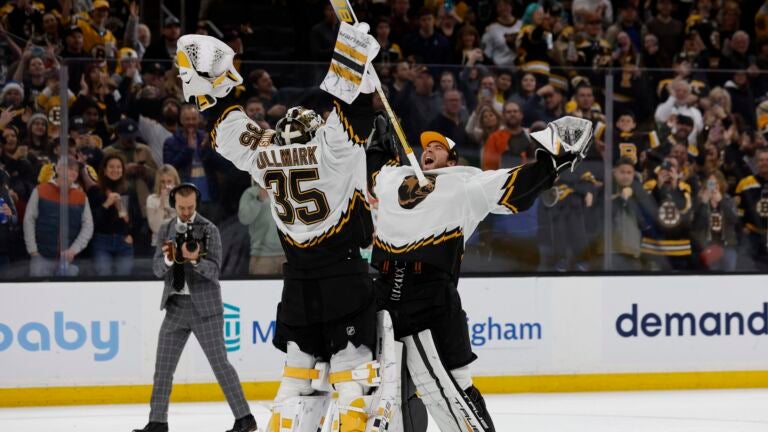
[136,183,255,432]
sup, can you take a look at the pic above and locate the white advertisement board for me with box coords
[1,275,767,390]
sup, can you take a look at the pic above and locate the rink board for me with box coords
[1,275,767,406]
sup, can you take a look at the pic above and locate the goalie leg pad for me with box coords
[269,395,331,432]
[367,310,403,432]
[404,330,494,432]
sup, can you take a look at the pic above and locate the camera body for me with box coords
[174,220,210,260]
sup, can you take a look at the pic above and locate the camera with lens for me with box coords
[174,220,209,261]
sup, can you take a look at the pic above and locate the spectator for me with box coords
[427,89,471,161]
[524,84,566,125]
[481,0,522,67]
[465,104,502,149]
[569,83,605,135]
[246,69,286,122]
[0,170,19,274]
[133,96,180,166]
[650,114,696,170]
[724,71,756,128]
[389,0,414,47]
[436,5,461,48]
[393,67,441,145]
[608,157,656,271]
[104,118,157,221]
[455,24,481,65]
[641,156,694,271]
[62,0,117,59]
[605,2,644,49]
[122,0,145,59]
[478,74,503,113]
[572,0,613,26]
[692,171,738,271]
[146,164,179,247]
[23,156,93,277]
[515,3,554,82]
[112,48,142,92]
[12,51,50,107]
[238,182,284,275]
[613,111,658,173]
[574,12,612,84]
[143,16,180,65]
[482,101,530,170]
[244,97,270,129]
[508,72,537,108]
[654,78,704,145]
[23,112,52,164]
[59,25,87,92]
[3,0,44,40]
[734,148,768,271]
[309,5,338,62]
[84,153,134,276]
[163,104,223,222]
[0,124,35,203]
[402,8,452,67]
[374,16,402,64]
[645,0,683,67]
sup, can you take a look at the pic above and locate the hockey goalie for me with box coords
[175,22,400,432]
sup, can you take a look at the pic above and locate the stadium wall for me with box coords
[1,276,767,407]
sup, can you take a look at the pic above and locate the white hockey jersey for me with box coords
[211,96,375,269]
[371,161,555,274]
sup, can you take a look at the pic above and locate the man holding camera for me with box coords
[133,183,255,432]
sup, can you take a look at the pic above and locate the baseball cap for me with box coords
[63,25,83,37]
[69,115,87,132]
[164,16,181,27]
[116,118,139,138]
[676,114,694,127]
[92,0,109,10]
[420,131,458,160]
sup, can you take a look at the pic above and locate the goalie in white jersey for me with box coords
[367,116,593,432]
[176,29,387,432]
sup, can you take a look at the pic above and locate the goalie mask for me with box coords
[176,34,243,111]
[275,106,324,145]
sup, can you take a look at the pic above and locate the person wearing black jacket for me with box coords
[83,153,136,276]
[0,170,19,275]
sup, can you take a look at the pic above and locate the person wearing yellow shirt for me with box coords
[61,0,116,59]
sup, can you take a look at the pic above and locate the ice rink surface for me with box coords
[2,389,767,431]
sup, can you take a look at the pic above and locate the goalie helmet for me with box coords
[274,106,324,145]
[176,34,243,111]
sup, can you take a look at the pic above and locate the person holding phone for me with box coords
[692,171,738,271]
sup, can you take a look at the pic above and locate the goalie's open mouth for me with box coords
[424,156,435,164]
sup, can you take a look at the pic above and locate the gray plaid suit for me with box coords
[149,215,250,422]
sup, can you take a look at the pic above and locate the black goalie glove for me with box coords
[368,112,404,164]
[531,116,594,173]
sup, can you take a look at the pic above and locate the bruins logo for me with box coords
[757,198,768,218]
[709,212,722,233]
[398,174,436,209]
[659,200,681,228]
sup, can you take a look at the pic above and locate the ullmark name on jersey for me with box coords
[254,145,320,169]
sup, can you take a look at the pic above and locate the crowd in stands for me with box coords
[0,0,766,277]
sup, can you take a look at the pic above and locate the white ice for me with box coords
[1,389,767,431]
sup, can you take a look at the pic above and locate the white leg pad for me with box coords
[269,395,331,432]
[403,330,491,432]
[367,310,403,432]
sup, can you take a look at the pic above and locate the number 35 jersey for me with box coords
[211,94,375,270]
